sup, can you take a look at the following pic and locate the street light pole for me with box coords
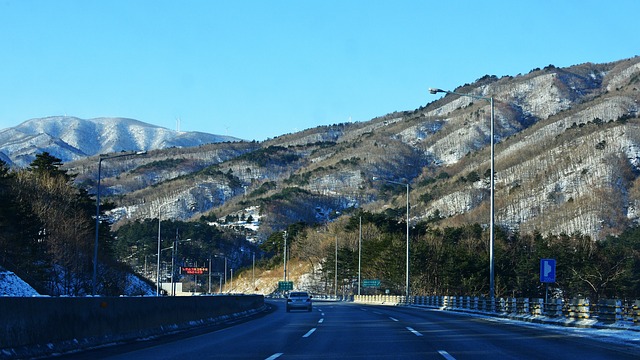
[373,177,410,298]
[93,151,146,296]
[157,199,177,296]
[358,216,362,296]
[213,254,227,293]
[283,231,288,282]
[334,236,338,298]
[429,87,495,304]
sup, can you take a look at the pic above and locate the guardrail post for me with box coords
[472,296,478,310]
[478,297,486,311]
[499,298,506,313]
[516,298,529,315]
[597,299,621,324]
[547,298,563,318]
[633,300,640,325]
[531,298,544,316]
[568,298,590,320]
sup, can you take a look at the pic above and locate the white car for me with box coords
[286,291,312,312]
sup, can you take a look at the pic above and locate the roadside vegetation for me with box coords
[255,211,640,301]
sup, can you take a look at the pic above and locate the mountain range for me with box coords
[8,56,640,241]
[0,116,241,167]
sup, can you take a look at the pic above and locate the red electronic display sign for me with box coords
[181,267,208,275]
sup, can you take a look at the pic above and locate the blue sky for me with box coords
[1,1,638,141]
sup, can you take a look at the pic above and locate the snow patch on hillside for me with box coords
[0,270,39,297]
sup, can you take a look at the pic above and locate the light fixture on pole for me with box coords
[283,231,288,282]
[93,150,146,296]
[372,177,410,298]
[429,87,495,303]
[157,199,178,296]
[358,216,362,296]
[213,254,227,293]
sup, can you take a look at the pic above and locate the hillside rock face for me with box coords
[414,59,640,239]
[0,116,241,167]
[62,57,640,241]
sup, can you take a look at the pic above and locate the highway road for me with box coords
[64,300,639,359]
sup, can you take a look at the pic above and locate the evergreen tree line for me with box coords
[273,211,640,301]
[113,217,259,292]
[0,153,139,295]
[0,152,259,296]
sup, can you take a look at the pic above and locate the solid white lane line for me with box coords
[265,353,283,360]
[303,328,317,338]
[389,317,399,322]
[438,350,456,360]
[406,327,423,337]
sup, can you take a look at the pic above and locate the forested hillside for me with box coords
[4,56,640,298]
[262,212,640,300]
[67,57,640,243]
[0,153,256,296]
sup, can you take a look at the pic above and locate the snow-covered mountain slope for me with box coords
[0,116,241,167]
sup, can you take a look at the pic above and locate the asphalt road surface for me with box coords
[63,300,639,359]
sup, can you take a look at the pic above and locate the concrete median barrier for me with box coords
[0,294,264,357]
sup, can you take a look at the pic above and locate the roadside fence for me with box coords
[354,295,640,326]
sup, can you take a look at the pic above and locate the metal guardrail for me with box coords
[354,295,640,326]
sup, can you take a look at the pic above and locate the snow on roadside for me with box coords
[0,270,39,297]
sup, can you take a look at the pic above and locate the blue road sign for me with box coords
[540,259,556,283]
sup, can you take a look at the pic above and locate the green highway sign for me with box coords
[278,281,294,291]
[362,279,381,288]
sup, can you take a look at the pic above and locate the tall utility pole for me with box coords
[283,231,288,282]
[156,199,177,296]
[373,177,410,298]
[429,87,495,305]
[334,236,338,298]
[358,216,362,296]
[93,150,146,295]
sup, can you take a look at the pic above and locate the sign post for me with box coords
[540,259,556,305]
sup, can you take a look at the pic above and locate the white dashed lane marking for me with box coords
[406,327,423,336]
[303,328,317,338]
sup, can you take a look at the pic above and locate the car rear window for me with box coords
[290,292,307,297]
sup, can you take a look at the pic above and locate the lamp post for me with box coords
[334,236,338,298]
[93,150,146,296]
[171,237,192,296]
[213,254,227,293]
[429,87,495,303]
[358,216,362,296]
[372,177,410,298]
[283,231,288,282]
[157,199,178,296]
